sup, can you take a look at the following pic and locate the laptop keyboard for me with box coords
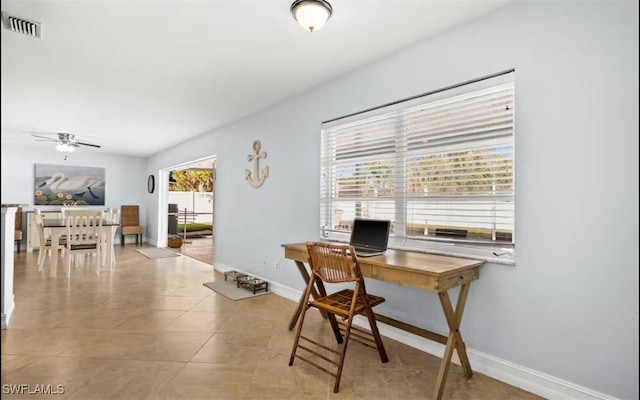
[356,248,378,254]
[354,247,383,256]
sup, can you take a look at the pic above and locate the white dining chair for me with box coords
[64,212,103,277]
[34,209,65,271]
[61,207,89,219]
[102,208,119,267]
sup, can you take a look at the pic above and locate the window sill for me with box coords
[323,232,515,266]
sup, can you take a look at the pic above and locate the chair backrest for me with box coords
[121,205,139,227]
[63,209,101,218]
[34,208,43,224]
[66,214,103,246]
[15,206,22,231]
[105,208,120,224]
[306,242,362,283]
[34,209,47,246]
[61,207,89,219]
[14,206,23,242]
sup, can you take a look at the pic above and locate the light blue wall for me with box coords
[146,2,638,398]
[0,144,148,243]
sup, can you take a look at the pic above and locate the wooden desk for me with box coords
[43,218,118,277]
[282,242,483,400]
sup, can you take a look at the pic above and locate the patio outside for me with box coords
[168,168,215,264]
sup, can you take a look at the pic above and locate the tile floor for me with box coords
[171,236,215,265]
[1,246,542,399]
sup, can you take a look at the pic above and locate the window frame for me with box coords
[319,70,516,264]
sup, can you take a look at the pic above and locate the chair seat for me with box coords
[43,238,67,246]
[311,289,385,317]
[121,226,142,235]
[70,243,98,250]
[15,230,22,241]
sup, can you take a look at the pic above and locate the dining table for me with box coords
[42,217,119,277]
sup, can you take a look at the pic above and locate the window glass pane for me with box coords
[320,71,515,255]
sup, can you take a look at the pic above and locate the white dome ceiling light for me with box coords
[290,0,333,32]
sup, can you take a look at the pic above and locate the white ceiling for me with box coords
[1,0,510,158]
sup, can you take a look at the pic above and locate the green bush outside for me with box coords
[177,222,213,232]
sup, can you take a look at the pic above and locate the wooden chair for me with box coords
[289,241,388,393]
[120,205,142,246]
[14,206,22,253]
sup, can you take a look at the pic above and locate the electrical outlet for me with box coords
[274,261,280,270]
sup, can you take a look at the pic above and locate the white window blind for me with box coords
[320,71,515,260]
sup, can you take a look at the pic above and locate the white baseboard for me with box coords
[264,280,302,302]
[465,349,618,400]
[210,263,615,400]
[213,263,300,301]
[213,262,233,273]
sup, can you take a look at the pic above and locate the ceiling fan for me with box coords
[31,132,101,152]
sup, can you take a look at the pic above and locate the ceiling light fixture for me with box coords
[56,143,76,153]
[32,132,100,152]
[53,133,77,153]
[290,0,332,32]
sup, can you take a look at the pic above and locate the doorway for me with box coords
[159,157,216,265]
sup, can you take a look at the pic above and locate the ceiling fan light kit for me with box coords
[56,143,76,153]
[31,132,101,152]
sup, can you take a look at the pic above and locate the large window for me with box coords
[320,71,515,261]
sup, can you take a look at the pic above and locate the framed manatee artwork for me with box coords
[34,164,106,206]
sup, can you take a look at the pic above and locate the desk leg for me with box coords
[433,282,472,400]
[288,261,328,330]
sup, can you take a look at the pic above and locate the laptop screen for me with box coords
[349,218,391,251]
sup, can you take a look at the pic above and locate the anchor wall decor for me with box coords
[245,140,269,188]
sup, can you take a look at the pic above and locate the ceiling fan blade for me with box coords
[31,134,57,141]
[76,142,101,148]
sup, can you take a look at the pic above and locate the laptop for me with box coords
[349,218,391,257]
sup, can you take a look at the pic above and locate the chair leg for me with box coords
[289,276,317,366]
[333,290,360,393]
[315,280,344,344]
[334,318,352,393]
[37,248,46,270]
[289,303,311,366]
[357,281,389,364]
[121,234,125,246]
[66,251,72,278]
[96,248,101,275]
[364,307,389,363]
[16,240,21,253]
